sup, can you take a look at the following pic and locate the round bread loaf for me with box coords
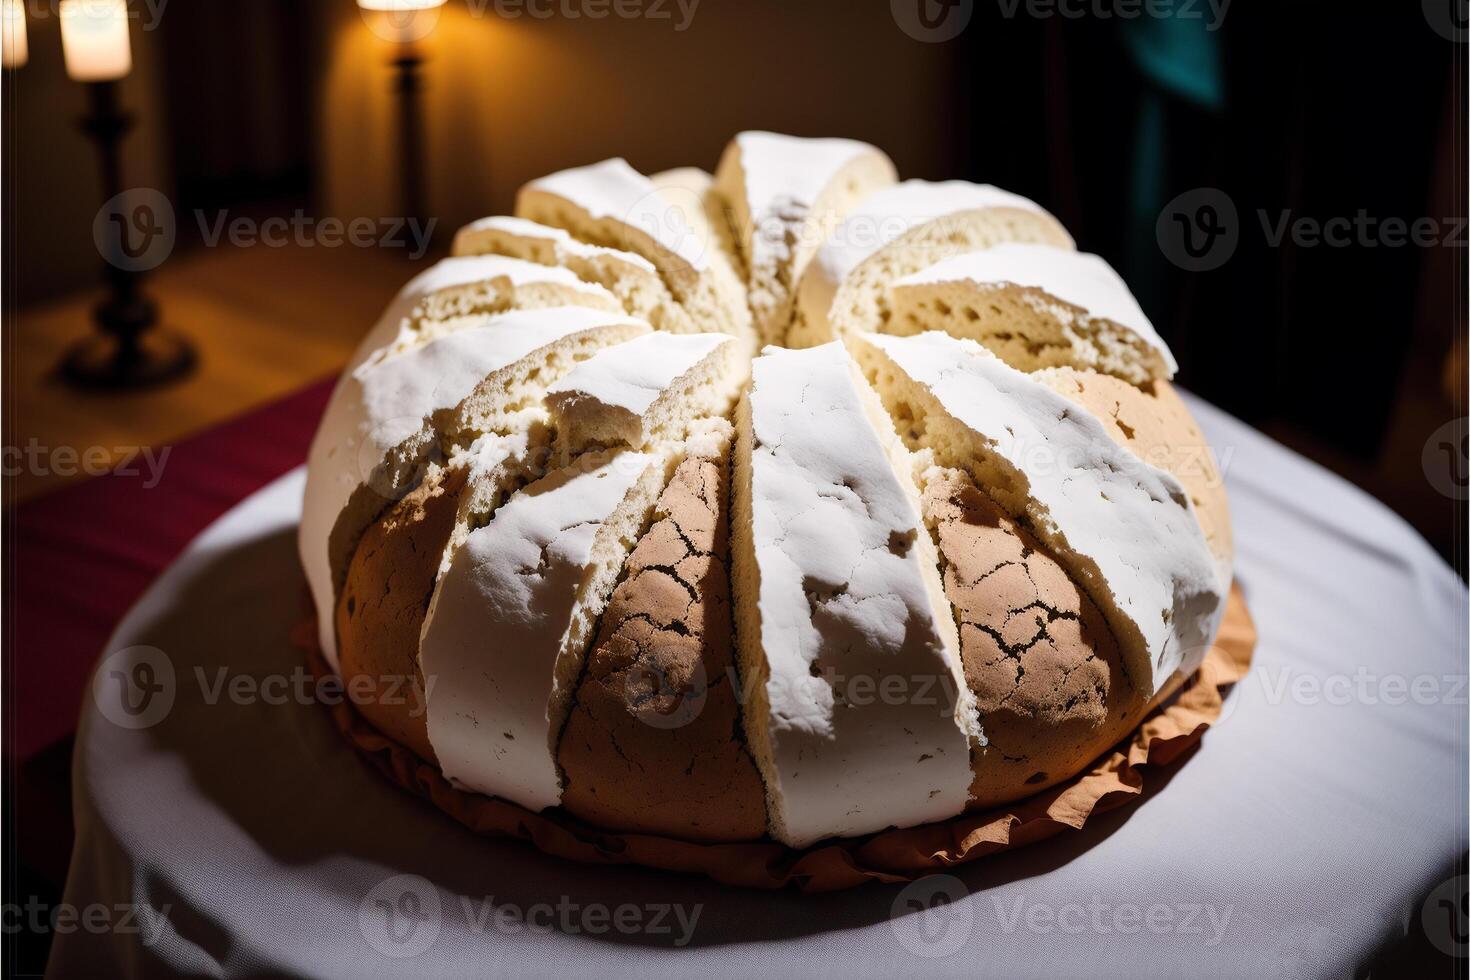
[306,132,1231,848]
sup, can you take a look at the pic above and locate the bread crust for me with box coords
[336,467,464,765]
[921,469,1146,808]
[556,454,767,841]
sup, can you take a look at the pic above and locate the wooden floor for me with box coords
[7,243,432,504]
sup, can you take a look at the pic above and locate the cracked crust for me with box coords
[336,466,464,765]
[557,453,767,841]
[920,468,1146,809]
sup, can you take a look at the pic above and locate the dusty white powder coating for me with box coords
[452,215,660,275]
[549,331,734,420]
[716,132,895,344]
[419,449,661,810]
[345,254,611,369]
[734,342,977,848]
[300,306,646,668]
[857,331,1225,695]
[520,157,709,273]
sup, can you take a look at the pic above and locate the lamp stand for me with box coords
[60,80,194,391]
[392,53,426,243]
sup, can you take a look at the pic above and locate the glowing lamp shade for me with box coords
[357,0,447,44]
[60,0,133,82]
[356,0,447,8]
[2,0,27,69]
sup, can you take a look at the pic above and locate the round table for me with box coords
[49,395,1469,978]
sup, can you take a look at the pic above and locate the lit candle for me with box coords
[60,0,133,82]
[357,0,447,45]
[2,0,27,69]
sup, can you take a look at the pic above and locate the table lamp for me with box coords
[59,0,194,390]
[358,0,447,240]
[2,0,27,69]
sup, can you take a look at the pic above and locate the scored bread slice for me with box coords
[713,131,897,346]
[731,341,979,848]
[546,331,745,460]
[347,255,620,370]
[886,244,1176,385]
[788,180,1074,348]
[852,330,1226,698]
[557,433,768,841]
[517,158,756,353]
[917,465,1143,809]
[301,306,649,669]
[451,215,700,335]
[1034,367,1233,582]
[418,447,678,810]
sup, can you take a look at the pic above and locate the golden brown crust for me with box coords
[921,469,1147,809]
[336,467,465,765]
[556,454,768,841]
[1036,369,1233,572]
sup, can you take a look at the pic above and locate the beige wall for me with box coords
[318,0,962,239]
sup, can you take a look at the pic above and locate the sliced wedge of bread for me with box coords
[347,255,618,372]
[853,330,1225,698]
[788,180,1073,348]
[917,466,1142,809]
[887,244,1176,384]
[546,331,744,459]
[419,447,678,810]
[302,306,648,668]
[557,438,768,841]
[517,158,756,352]
[732,342,978,848]
[451,215,700,335]
[713,131,896,346]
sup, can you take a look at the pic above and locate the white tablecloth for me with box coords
[48,395,1469,979]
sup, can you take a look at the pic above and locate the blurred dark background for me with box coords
[2,2,1465,972]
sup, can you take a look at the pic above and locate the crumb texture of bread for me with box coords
[418,448,673,811]
[788,180,1074,348]
[713,131,896,346]
[558,451,768,840]
[885,244,1176,384]
[732,342,976,848]
[920,468,1144,808]
[451,215,701,335]
[517,159,756,354]
[337,465,466,765]
[547,331,744,457]
[854,331,1225,698]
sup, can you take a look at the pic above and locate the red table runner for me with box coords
[7,379,333,767]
